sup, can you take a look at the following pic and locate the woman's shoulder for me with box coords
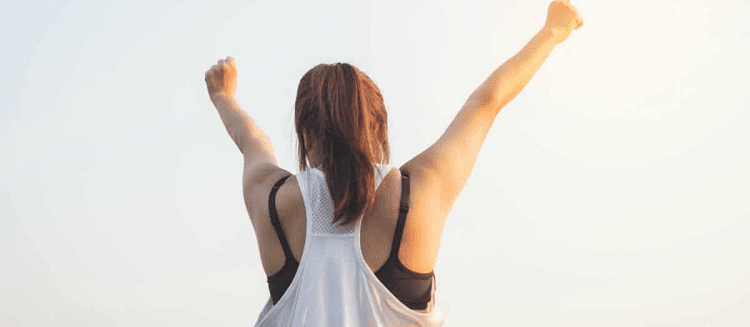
[242,166,301,224]
[274,173,304,220]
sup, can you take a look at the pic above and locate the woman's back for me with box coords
[251,164,444,326]
[253,165,440,291]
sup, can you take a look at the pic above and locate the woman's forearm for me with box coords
[470,28,558,116]
[211,94,276,161]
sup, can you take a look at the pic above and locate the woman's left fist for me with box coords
[205,56,237,99]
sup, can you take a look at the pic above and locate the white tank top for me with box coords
[253,164,444,326]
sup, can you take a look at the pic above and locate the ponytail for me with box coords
[295,63,390,225]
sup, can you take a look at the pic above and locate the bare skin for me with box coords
[205,0,583,306]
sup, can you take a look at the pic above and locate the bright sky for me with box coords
[2,0,749,325]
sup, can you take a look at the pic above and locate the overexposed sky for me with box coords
[2,0,749,325]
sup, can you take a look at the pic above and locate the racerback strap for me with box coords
[269,175,294,260]
[389,169,410,258]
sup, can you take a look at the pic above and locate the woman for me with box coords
[204,1,583,325]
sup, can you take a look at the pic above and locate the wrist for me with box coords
[536,27,560,47]
[210,92,237,105]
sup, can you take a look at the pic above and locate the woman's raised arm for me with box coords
[205,57,281,187]
[402,0,584,224]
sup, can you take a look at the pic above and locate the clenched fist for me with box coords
[205,56,237,100]
[543,0,584,44]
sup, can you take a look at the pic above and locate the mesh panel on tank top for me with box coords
[310,190,356,235]
[308,167,388,235]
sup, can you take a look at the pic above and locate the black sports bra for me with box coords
[266,169,434,310]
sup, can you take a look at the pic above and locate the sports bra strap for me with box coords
[269,175,294,260]
[389,169,410,258]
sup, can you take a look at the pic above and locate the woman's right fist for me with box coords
[543,0,584,44]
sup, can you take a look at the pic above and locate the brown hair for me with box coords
[295,63,390,225]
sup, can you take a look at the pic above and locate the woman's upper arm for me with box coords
[242,161,290,223]
[401,94,497,220]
